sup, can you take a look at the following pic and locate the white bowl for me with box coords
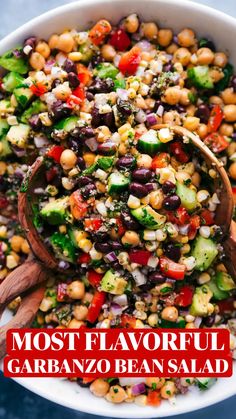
[0,0,236,416]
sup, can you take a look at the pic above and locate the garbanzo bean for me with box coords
[197,123,208,139]
[57,32,75,53]
[209,95,224,105]
[160,381,177,399]
[146,377,165,388]
[149,189,164,210]
[101,44,116,61]
[35,41,51,59]
[214,52,228,68]
[10,235,24,252]
[142,22,158,40]
[221,87,236,104]
[163,86,181,105]
[90,379,110,397]
[48,34,59,49]
[177,28,195,47]
[68,319,85,328]
[73,305,88,321]
[124,14,139,33]
[219,123,234,136]
[121,231,140,246]
[107,385,127,403]
[183,116,200,131]
[209,68,224,83]
[224,104,236,122]
[136,154,152,169]
[157,29,173,47]
[173,48,191,66]
[229,162,236,180]
[21,240,30,254]
[67,280,85,300]
[196,47,214,65]
[60,149,77,170]
[53,83,72,101]
[161,306,178,322]
[29,52,45,70]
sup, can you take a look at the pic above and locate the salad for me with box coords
[0,13,235,407]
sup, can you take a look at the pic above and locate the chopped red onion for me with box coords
[33,187,46,195]
[104,251,117,263]
[12,146,26,157]
[135,109,147,123]
[14,168,24,179]
[166,278,176,284]
[44,59,56,73]
[56,52,67,66]
[132,269,147,286]
[119,377,146,387]
[194,317,202,328]
[136,40,152,51]
[58,260,70,270]
[172,73,180,84]
[110,302,123,316]
[34,135,50,148]
[156,104,164,117]
[179,224,190,235]
[113,294,128,306]
[85,137,98,151]
[146,113,157,126]
[117,88,128,101]
[0,215,9,225]
[131,382,146,396]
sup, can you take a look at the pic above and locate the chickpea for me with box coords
[191,172,201,187]
[48,34,59,49]
[213,52,228,68]
[146,377,165,388]
[53,83,72,101]
[137,154,152,169]
[57,32,75,53]
[229,162,236,180]
[60,149,77,170]
[158,29,173,47]
[227,142,236,156]
[173,48,191,66]
[124,14,139,33]
[150,296,158,312]
[10,235,24,252]
[35,41,51,59]
[90,379,110,397]
[73,305,88,321]
[196,47,214,65]
[67,280,85,300]
[82,292,93,305]
[29,52,45,70]
[183,116,200,131]
[0,161,7,175]
[118,143,127,156]
[177,28,195,47]
[101,44,116,61]
[209,68,224,83]
[197,123,208,139]
[219,123,233,136]
[68,319,85,328]
[21,240,30,254]
[160,381,177,399]
[209,95,223,105]
[163,110,181,126]
[148,313,159,327]
[163,86,181,105]
[161,306,178,322]
[221,88,236,105]
[83,152,96,166]
[224,104,236,122]
[166,42,178,54]
[149,189,164,210]
[186,104,196,117]
[179,88,191,106]
[121,230,140,247]
[175,171,191,184]
[142,22,158,40]
[107,385,127,403]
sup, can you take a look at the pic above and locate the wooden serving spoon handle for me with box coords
[223,221,236,279]
[0,284,46,359]
[0,258,49,309]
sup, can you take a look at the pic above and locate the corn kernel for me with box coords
[59,225,67,234]
[68,51,82,61]
[127,195,140,209]
[0,161,7,175]
[6,254,18,269]
[158,127,173,143]
[75,231,88,243]
[0,226,7,238]
[79,238,92,253]
[118,123,131,135]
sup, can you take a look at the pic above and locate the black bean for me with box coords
[63,58,77,74]
[117,98,132,117]
[163,63,174,72]
[175,104,186,113]
[120,210,140,230]
[132,168,152,183]
[94,242,112,253]
[0,176,9,192]
[116,155,136,170]
[24,36,37,49]
[88,78,114,94]
[91,53,103,67]
[97,142,117,155]
[145,183,156,192]
[164,243,181,262]
[71,126,95,140]
[67,137,80,154]
[230,75,236,92]
[103,112,115,130]
[195,103,210,124]
[0,253,6,269]
[51,78,61,89]
[28,114,42,131]
[93,231,110,242]
[203,314,216,327]
[149,272,166,283]
[77,176,92,186]
[110,241,123,250]
[77,378,90,388]
[50,100,71,121]
[91,107,101,127]
[86,92,94,101]
[67,72,80,88]
[162,181,176,195]
[163,195,181,211]
[129,182,148,198]
[81,183,97,199]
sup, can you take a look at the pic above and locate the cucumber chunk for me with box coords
[187,65,214,89]
[0,48,29,74]
[196,378,216,390]
[138,129,163,156]
[40,196,69,225]
[108,172,130,194]
[176,181,198,211]
[216,271,236,292]
[190,285,213,316]
[54,116,79,132]
[3,71,24,92]
[101,270,127,295]
[6,123,30,148]
[0,118,9,137]
[14,86,34,108]
[0,137,12,158]
[50,232,75,263]
[21,99,47,123]
[95,63,119,80]
[191,236,218,271]
[131,205,166,229]
[208,279,229,301]
[97,157,114,171]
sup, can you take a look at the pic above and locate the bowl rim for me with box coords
[0,0,236,416]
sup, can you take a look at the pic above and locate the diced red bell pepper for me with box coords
[207,105,223,133]
[69,190,88,220]
[232,186,236,204]
[159,256,186,280]
[116,217,126,237]
[151,152,170,169]
[84,218,102,231]
[89,19,112,46]
[78,253,91,264]
[72,86,86,102]
[86,291,106,323]
[120,313,137,328]
[188,214,200,240]
[46,145,64,163]
[46,166,58,183]
[87,270,103,288]
[109,28,131,51]
[170,141,190,163]
[77,64,91,86]
[175,285,194,307]
[30,82,47,96]
[118,46,141,76]
[82,377,95,384]
[147,390,162,407]
[0,196,8,209]
[204,132,229,153]
[57,283,68,302]
[217,298,235,314]
[167,206,190,226]
[200,209,214,226]
[129,250,151,265]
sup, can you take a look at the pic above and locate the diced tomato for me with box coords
[120,313,137,328]
[57,283,68,302]
[116,217,126,237]
[217,298,235,313]
[200,209,214,226]
[77,64,91,86]
[175,285,194,307]
[46,145,64,163]
[159,256,186,280]
[72,86,86,102]
[166,207,190,226]
[30,82,47,96]
[118,46,141,76]
[45,166,58,183]
[129,250,151,265]
[232,186,236,204]
[204,132,229,153]
[188,215,200,240]
[0,196,8,209]
[84,218,102,231]
[82,377,95,384]
[109,28,131,51]
[89,19,112,46]
[69,190,88,220]
[207,105,223,133]
[151,153,170,169]
[147,390,161,407]
[87,270,103,288]
[170,141,189,163]
[86,291,106,323]
[78,253,91,264]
